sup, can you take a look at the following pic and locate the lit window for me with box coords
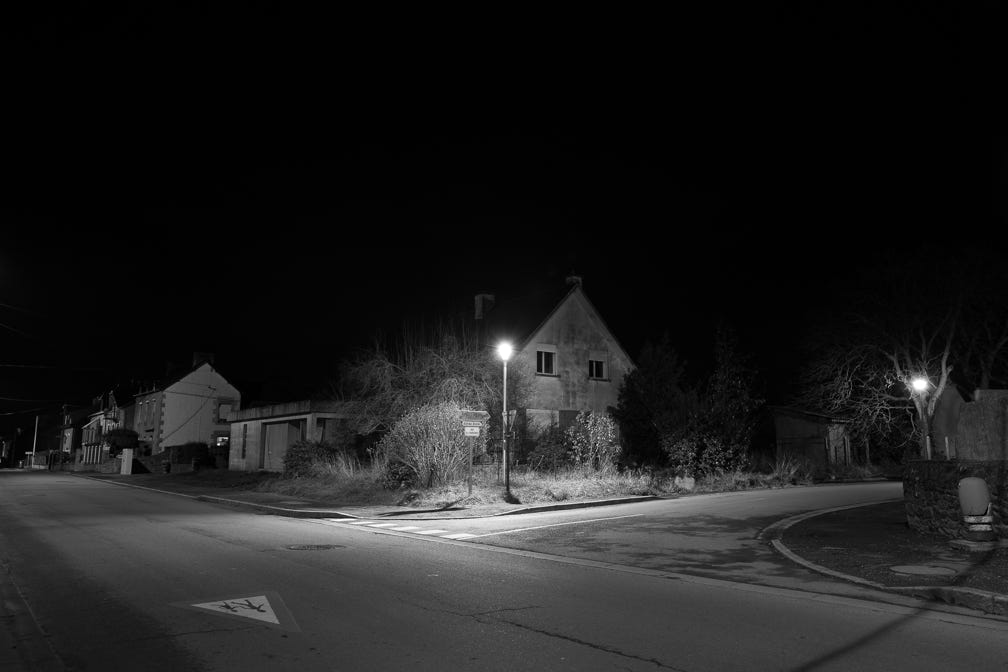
[537,350,556,375]
[589,359,605,379]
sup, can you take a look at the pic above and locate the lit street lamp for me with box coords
[910,376,931,458]
[497,341,513,500]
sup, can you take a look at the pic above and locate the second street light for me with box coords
[497,341,513,500]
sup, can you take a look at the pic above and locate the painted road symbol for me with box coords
[172,591,300,631]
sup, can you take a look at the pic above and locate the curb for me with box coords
[764,498,1008,617]
[70,474,660,519]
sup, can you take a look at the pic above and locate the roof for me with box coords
[769,405,852,424]
[481,280,633,366]
[229,399,349,423]
[133,361,235,397]
[481,283,575,348]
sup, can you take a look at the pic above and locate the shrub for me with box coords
[662,430,749,477]
[565,411,620,474]
[380,460,417,489]
[524,423,569,471]
[373,401,469,488]
[283,439,359,479]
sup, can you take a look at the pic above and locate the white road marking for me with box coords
[470,513,645,538]
[414,529,451,535]
[441,533,477,539]
[390,526,422,531]
[366,523,399,528]
[345,520,375,525]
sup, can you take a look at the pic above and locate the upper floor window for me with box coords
[588,359,605,379]
[217,401,233,423]
[536,350,556,375]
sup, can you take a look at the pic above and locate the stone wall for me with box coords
[904,459,1008,538]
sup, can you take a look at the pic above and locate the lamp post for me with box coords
[497,341,513,499]
[910,377,931,459]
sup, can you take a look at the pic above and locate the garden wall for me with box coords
[904,459,1008,538]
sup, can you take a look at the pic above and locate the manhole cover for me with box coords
[285,544,341,551]
[889,565,957,576]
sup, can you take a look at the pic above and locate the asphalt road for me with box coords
[2,472,1007,671]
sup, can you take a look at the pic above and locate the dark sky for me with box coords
[2,4,1006,433]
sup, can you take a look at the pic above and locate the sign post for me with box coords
[461,410,489,496]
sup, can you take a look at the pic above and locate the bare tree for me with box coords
[797,246,1008,461]
[332,318,532,437]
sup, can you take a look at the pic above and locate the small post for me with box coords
[467,434,473,496]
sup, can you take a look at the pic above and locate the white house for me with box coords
[133,354,241,455]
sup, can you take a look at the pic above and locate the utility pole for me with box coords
[30,414,39,469]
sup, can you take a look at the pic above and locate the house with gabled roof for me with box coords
[478,275,634,435]
[133,353,240,455]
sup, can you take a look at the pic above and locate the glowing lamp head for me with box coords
[497,342,513,362]
[911,377,929,392]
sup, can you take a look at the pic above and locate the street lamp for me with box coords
[497,341,513,499]
[910,376,931,458]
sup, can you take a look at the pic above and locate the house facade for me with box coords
[481,277,634,435]
[770,406,851,467]
[80,390,134,465]
[228,400,350,472]
[133,356,240,455]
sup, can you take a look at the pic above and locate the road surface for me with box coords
[2,471,1005,671]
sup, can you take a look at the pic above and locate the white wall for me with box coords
[161,363,241,449]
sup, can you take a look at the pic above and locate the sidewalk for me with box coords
[75,472,1008,617]
[773,499,1008,617]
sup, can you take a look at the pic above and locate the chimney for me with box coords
[474,293,495,320]
[565,273,583,288]
[193,352,215,368]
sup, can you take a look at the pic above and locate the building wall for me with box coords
[518,291,632,433]
[228,412,342,472]
[158,364,241,452]
[134,390,164,453]
[774,414,851,467]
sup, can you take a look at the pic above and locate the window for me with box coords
[536,350,556,375]
[588,359,605,379]
[241,424,247,459]
[218,403,232,423]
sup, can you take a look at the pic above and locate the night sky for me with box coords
[2,4,1005,434]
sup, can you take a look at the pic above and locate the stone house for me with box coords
[478,276,634,438]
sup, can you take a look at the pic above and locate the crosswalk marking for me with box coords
[323,519,479,541]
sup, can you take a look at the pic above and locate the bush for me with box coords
[380,460,417,489]
[524,423,569,471]
[283,439,359,479]
[662,430,749,478]
[565,411,620,474]
[373,401,469,488]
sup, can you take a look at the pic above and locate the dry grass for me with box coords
[246,457,867,508]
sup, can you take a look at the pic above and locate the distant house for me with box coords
[133,353,241,455]
[479,276,634,435]
[228,400,351,472]
[80,389,135,465]
[770,406,851,467]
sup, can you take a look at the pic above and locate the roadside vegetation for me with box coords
[101,313,900,509]
[228,320,885,509]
